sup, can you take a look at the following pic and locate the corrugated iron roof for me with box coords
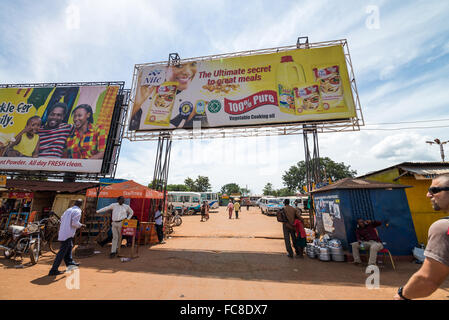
[310,178,410,193]
[5,179,100,193]
[358,162,449,179]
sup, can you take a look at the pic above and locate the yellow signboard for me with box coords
[0,175,6,187]
[122,219,138,228]
[130,45,356,131]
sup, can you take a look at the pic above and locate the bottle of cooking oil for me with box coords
[276,55,306,114]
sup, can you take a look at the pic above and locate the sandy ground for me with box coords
[0,206,448,300]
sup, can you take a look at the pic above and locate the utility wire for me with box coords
[361,124,449,131]
[365,118,449,126]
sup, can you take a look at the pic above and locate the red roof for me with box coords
[86,180,163,199]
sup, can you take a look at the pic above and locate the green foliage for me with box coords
[263,183,296,197]
[184,177,196,191]
[149,176,212,192]
[220,183,241,195]
[148,179,164,190]
[262,183,275,196]
[184,176,212,192]
[276,188,296,197]
[195,176,212,192]
[166,184,188,191]
[282,157,357,192]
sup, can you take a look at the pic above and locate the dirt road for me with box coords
[1,206,448,300]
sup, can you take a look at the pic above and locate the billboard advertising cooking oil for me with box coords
[276,55,306,114]
[144,81,178,127]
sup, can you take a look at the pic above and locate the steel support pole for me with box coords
[151,133,172,237]
[303,125,322,230]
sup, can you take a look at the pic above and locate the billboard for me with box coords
[0,84,122,173]
[129,45,356,132]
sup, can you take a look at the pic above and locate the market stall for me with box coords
[0,179,99,229]
[310,178,418,256]
[85,180,164,245]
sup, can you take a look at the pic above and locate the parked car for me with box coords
[277,196,308,210]
[258,197,283,216]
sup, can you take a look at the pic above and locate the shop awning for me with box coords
[5,179,99,193]
[310,178,411,193]
[85,180,163,199]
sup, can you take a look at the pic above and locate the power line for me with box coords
[365,118,449,126]
[361,124,449,131]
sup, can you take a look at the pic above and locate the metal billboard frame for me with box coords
[124,39,364,141]
[0,81,128,181]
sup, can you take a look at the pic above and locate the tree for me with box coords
[166,184,188,191]
[240,188,250,196]
[282,157,357,192]
[195,176,211,192]
[184,177,196,191]
[184,176,212,192]
[276,188,296,197]
[148,179,164,190]
[221,183,241,195]
[263,183,275,196]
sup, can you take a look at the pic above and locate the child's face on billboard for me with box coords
[28,118,41,134]
[166,62,197,91]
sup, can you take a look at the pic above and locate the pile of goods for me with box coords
[306,236,345,262]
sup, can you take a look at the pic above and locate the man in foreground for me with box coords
[48,199,85,276]
[394,174,449,300]
[97,196,134,258]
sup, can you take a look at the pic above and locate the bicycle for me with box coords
[40,212,61,254]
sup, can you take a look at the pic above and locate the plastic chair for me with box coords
[359,228,396,270]
[378,244,396,270]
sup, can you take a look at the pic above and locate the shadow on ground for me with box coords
[7,245,445,289]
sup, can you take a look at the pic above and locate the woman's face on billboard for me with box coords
[73,108,90,129]
[166,62,197,91]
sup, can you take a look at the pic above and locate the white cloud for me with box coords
[370,132,438,162]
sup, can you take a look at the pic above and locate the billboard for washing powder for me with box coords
[0,83,122,173]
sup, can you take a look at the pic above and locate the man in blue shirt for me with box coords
[48,199,86,276]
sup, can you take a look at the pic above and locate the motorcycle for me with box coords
[0,218,47,265]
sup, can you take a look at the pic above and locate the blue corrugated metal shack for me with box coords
[310,178,418,255]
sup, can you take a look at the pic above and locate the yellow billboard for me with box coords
[130,45,356,131]
[0,84,121,173]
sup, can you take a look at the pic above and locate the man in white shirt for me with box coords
[154,205,165,244]
[48,199,86,276]
[97,196,134,258]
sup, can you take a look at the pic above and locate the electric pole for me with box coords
[426,138,449,162]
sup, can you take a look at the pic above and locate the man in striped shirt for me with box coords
[38,102,73,158]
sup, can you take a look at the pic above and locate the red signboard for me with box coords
[8,192,33,199]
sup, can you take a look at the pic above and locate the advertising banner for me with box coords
[121,219,138,236]
[0,85,120,173]
[130,45,356,132]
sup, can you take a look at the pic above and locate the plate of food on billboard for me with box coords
[0,84,121,173]
[129,45,356,132]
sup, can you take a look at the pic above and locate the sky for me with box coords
[1,0,449,194]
